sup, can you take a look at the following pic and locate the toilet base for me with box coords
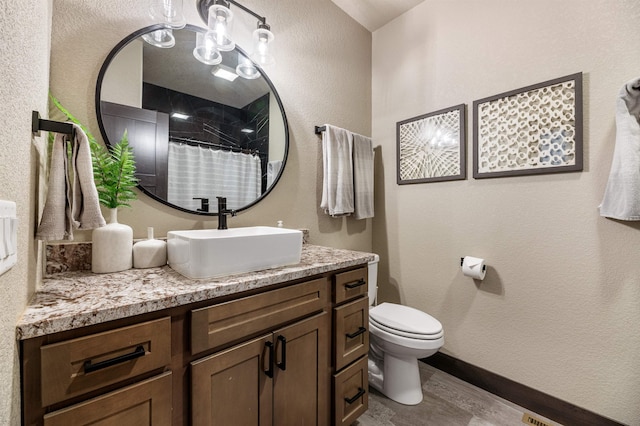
[368,351,424,405]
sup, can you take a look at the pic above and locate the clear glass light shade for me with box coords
[142,29,176,48]
[149,0,186,29]
[207,4,235,52]
[236,55,261,80]
[193,31,222,65]
[250,27,275,67]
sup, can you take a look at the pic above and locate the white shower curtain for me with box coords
[167,142,262,211]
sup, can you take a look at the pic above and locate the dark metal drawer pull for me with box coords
[344,387,366,404]
[264,341,274,378]
[276,335,287,371]
[84,345,145,374]
[344,279,366,289]
[346,327,367,339]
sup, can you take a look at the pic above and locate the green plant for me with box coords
[49,93,138,209]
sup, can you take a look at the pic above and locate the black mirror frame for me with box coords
[95,24,290,216]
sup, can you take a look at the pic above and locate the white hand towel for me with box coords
[267,160,283,187]
[320,124,354,217]
[70,123,106,230]
[352,133,374,220]
[36,133,72,240]
[599,78,640,220]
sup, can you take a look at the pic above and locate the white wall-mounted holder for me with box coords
[0,200,18,276]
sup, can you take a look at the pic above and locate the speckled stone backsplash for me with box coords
[45,229,310,276]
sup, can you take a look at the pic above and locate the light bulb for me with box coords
[207,4,235,52]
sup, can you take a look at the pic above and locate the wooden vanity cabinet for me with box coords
[331,267,370,426]
[22,317,173,426]
[21,264,370,426]
[190,277,330,425]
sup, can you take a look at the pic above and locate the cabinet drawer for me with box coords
[333,267,367,304]
[334,297,369,371]
[191,278,328,355]
[43,371,172,426]
[40,317,171,406]
[333,356,368,426]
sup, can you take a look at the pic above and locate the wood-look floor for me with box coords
[355,362,562,426]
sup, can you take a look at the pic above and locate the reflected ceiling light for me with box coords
[193,31,223,65]
[149,0,186,29]
[171,112,190,120]
[142,28,176,48]
[212,66,239,82]
[197,0,275,79]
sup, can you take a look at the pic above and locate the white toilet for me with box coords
[367,255,444,405]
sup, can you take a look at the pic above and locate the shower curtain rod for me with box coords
[169,136,262,156]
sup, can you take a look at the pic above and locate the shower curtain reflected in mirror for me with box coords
[167,142,261,212]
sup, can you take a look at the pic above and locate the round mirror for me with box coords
[96,24,289,215]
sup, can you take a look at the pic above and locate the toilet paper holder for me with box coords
[460,257,487,272]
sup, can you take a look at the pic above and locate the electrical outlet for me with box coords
[0,200,17,276]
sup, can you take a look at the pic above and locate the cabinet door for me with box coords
[272,312,330,426]
[43,372,172,426]
[191,334,273,426]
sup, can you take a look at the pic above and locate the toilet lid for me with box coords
[370,303,443,339]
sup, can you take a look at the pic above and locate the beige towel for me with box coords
[352,133,374,220]
[36,133,72,240]
[36,124,105,240]
[70,124,106,230]
[320,124,354,217]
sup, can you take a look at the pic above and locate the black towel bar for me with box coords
[31,110,74,136]
[314,125,326,134]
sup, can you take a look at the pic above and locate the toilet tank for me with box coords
[368,254,380,306]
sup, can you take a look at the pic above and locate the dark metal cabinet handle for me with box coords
[344,279,366,289]
[344,387,366,404]
[264,341,274,378]
[84,345,145,374]
[276,335,287,371]
[346,327,367,339]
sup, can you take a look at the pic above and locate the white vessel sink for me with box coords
[166,226,303,279]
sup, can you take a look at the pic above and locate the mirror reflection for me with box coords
[96,25,288,214]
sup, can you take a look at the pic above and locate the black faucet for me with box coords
[193,197,210,213]
[216,197,236,230]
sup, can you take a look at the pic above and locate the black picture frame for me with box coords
[473,72,583,179]
[396,104,466,185]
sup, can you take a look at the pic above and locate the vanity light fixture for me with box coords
[197,0,275,79]
[149,0,186,29]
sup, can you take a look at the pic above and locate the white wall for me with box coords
[372,1,640,424]
[49,0,373,253]
[0,1,52,424]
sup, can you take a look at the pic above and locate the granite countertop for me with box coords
[17,245,375,340]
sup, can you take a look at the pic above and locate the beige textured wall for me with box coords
[0,1,51,424]
[49,0,372,252]
[372,0,640,424]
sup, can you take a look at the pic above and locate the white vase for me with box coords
[92,208,133,273]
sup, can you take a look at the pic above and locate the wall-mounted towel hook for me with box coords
[31,111,74,137]
[315,125,326,134]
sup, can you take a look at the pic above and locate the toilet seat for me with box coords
[370,303,443,340]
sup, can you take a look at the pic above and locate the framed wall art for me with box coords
[473,72,583,179]
[396,104,466,184]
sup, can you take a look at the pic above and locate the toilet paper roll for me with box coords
[462,256,486,280]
